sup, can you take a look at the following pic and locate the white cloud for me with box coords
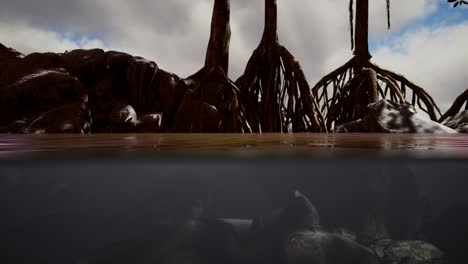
[0,20,108,54]
[368,0,437,37]
[0,0,464,112]
[372,21,468,112]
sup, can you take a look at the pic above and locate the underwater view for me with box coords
[1,134,468,264]
[1,0,468,263]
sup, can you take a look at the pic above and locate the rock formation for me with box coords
[335,100,457,133]
[0,44,184,133]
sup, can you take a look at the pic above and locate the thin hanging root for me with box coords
[439,88,468,123]
[311,57,441,130]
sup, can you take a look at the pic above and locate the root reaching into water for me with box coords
[439,89,468,123]
[173,0,251,133]
[236,0,325,133]
[311,58,441,130]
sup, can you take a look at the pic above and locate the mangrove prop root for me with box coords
[236,0,325,133]
[439,89,468,123]
[175,0,251,133]
[312,57,441,130]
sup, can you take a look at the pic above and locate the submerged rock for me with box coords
[244,191,380,264]
[285,231,379,264]
[336,100,457,133]
[373,239,444,264]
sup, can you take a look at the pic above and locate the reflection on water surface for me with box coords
[0,133,467,158]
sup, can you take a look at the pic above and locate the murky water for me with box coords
[1,134,467,263]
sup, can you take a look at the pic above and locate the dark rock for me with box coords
[0,120,29,133]
[0,44,23,60]
[60,49,106,86]
[173,89,223,132]
[442,110,468,133]
[336,100,457,133]
[0,45,26,86]
[105,51,132,71]
[88,74,121,132]
[23,52,61,70]
[125,57,159,113]
[27,100,91,134]
[155,69,187,128]
[109,103,140,132]
[1,45,243,133]
[139,113,163,132]
[0,69,86,126]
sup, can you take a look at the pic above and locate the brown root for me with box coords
[236,41,325,133]
[311,57,441,130]
[236,0,325,133]
[439,89,468,123]
[369,63,441,120]
[172,0,251,133]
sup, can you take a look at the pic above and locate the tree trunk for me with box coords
[205,0,231,73]
[261,0,278,44]
[354,0,371,65]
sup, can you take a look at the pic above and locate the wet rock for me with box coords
[1,45,240,133]
[0,120,29,133]
[23,52,61,70]
[109,103,140,132]
[336,100,457,133]
[156,69,187,127]
[374,240,444,264]
[0,69,86,126]
[0,43,23,60]
[139,113,163,132]
[442,110,468,133]
[27,100,92,134]
[126,57,159,113]
[60,49,106,86]
[0,44,26,86]
[105,51,132,71]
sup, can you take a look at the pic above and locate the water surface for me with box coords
[0,133,467,158]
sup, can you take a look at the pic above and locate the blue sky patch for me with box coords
[370,2,468,52]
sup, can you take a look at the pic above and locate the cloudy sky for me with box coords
[0,0,467,112]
